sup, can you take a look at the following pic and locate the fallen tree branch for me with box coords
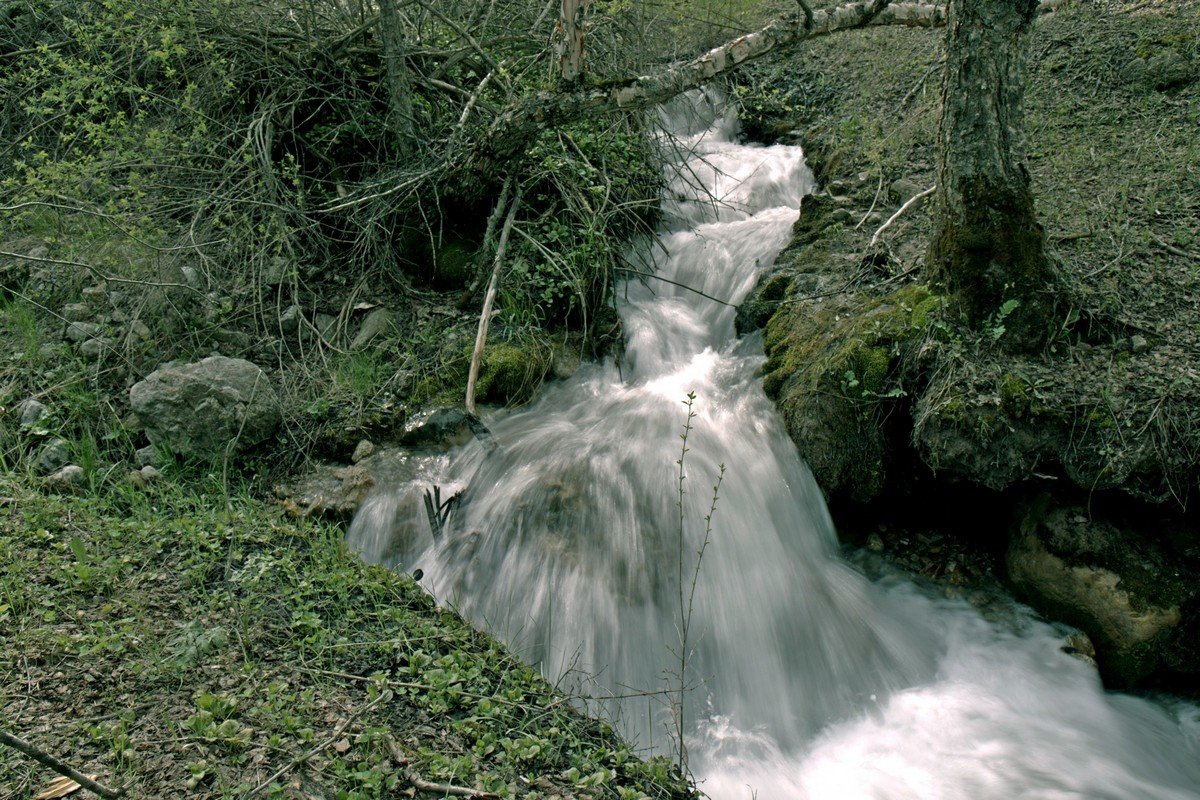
[477,0,1060,171]
[407,771,501,799]
[870,184,935,246]
[0,728,124,799]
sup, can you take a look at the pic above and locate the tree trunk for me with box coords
[556,0,590,84]
[378,0,415,154]
[926,0,1060,349]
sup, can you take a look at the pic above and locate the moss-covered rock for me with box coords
[761,280,942,502]
[1008,499,1199,688]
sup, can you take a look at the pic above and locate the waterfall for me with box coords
[349,89,1200,799]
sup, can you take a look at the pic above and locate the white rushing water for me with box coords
[349,90,1200,799]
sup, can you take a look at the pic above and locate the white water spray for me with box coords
[349,90,1200,799]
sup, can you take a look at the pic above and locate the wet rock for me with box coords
[277,464,376,519]
[399,406,486,449]
[1007,502,1196,686]
[45,464,85,490]
[36,438,72,475]
[1062,631,1098,668]
[351,308,394,350]
[19,399,48,429]
[65,321,103,343]
[129,356,280,458]
[866,533,885,552]
[889,178,922,204]
[351,439,376,463]
[829,208,853,224]
[552,346,582,381]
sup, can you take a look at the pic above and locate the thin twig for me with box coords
[854,174,885,229]
[616,267,734,307]
[0,249,203,294]
[0,728,124,799]
[870,185,935,247]
[1150,234,1199,260]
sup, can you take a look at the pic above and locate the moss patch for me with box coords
[762,279,942,502]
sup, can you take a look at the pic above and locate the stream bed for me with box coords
[349,90,1200,799]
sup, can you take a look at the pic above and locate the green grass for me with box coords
[0,473,691,799]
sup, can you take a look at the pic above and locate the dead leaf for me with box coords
[33,774,95,799]
[333,738,351,754]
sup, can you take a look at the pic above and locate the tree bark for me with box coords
[926,0,1060,349]
[556,0,590,83]
[378,0,415,154]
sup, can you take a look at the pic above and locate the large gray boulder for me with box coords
[130,356,280,458]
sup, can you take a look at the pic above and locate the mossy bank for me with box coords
[734,0,1200,690]
[0,474,691,799]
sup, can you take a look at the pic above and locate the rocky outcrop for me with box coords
[129,356,280,459]
[1007,501,1198,687]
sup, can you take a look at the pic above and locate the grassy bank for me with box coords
[0,472,690,799]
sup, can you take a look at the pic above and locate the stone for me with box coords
[129,356,281,458]
[1145,51,1194,90]
[18,399,48,429]
[212,328,252,351]
[279,304,302,334]
[277,464,376,519]
[829,208,853,223]
[65,321,103,343]
[351,308,394,350]
[36,438,71,475]
[889,178,922,204]
[138,465,161,483]
[61,303,92,322]
[1007,503,1194,685]
[315,313,336,337]
[399,406,486,449]
[135,445,161,467]
[81,284,107,305]
[45,464,85,490]
[351,439,376,463]
[180,266,201,288]
[866,533,885,552]
[1130,334,1150,354]
[79,338,108,358]
[551,347,581,381]
[128,320,151,342]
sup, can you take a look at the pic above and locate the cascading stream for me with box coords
[349,90,1200,798]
